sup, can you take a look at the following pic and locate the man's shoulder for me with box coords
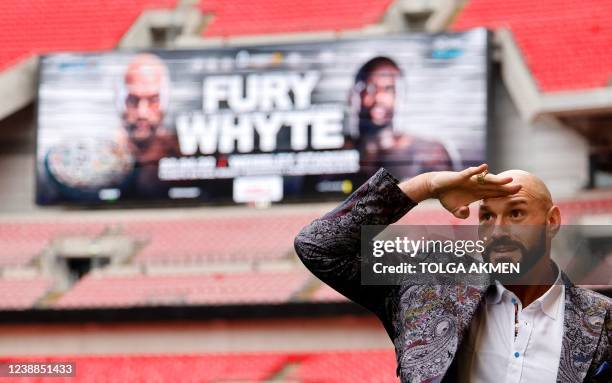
[570,285,611,312]
[409,136,448,152]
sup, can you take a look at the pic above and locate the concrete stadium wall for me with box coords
[489,69,590,198]
[0,104,37,212]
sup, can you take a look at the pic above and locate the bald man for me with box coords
[118,53,179,198]
[295,165,611,383]
[122,53,168,150]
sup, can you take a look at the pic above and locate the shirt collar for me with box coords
[535,267,564,319]
[486,262,564,320]
[486,280,505,305]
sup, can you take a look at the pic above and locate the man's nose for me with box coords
[137,99,150,116]
[374,90,386,103]
[489,222,511,240]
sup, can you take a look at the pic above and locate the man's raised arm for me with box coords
[294,168,416,318]
[294,164,521,321]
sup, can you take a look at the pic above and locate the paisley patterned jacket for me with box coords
[294,168,611,383]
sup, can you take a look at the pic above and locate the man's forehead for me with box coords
[126,69,164,95]
[480,194,531,209]
[126,82,161,96]
[127,65,163,82]
[369,63,399,76]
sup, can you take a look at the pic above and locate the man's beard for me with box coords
[358,108,392,138]
[482,227,547,283]
[125,121,158,150]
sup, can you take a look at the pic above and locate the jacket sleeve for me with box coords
[294,168,418,328]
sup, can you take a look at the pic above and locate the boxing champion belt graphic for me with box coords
[45,139,134,200]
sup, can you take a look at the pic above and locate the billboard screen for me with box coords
[36,28,489,205]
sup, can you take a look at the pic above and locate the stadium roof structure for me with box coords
[452,0,612,120]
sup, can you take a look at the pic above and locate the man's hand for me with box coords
[399,164,521,219]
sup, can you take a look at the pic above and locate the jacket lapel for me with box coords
[556,274,606,383]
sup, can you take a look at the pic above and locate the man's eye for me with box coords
[510,210,524,218]
[480,213,493,221]
[126,95,139,106]
[384,85,396,94]
[364,84,377,95]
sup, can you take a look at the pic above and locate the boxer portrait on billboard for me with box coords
[40,53,180,202]
[349,57,455,179]
[115,53,180,198]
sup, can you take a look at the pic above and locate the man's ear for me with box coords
[546,205,561,238]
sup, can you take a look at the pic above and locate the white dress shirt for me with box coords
[458,269,565,383]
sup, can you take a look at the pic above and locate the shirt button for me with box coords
[514,352,520,358]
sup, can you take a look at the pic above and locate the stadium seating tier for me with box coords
[2,0,609,94]
[453,0,612,92]
[0,198,610,309]
[0,349,399,382]
[54,271,311,308]
[0,277,52,310]
[0,0,177,70]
